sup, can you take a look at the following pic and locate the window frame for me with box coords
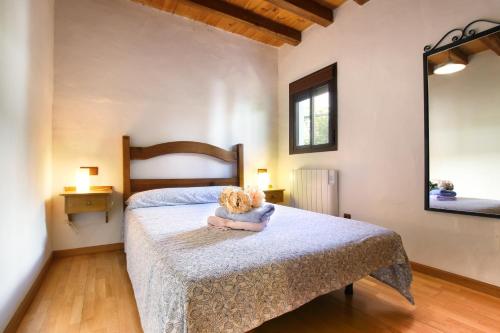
[289,63,337,155]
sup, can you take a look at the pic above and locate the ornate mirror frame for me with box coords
[423,19,500,219]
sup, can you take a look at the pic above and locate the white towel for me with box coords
[207,215,268,232]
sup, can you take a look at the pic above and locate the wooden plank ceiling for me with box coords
[131,0,370,46]
[428,31,500,74]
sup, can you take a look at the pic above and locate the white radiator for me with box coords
[290,169,339,216]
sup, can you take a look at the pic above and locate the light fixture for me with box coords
[76,168,90,193]
[257,168,271,190]
[75,166,98,192]
[434,49,467,75]
[434,62,466,75]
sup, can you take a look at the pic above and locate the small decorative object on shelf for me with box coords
[60,186,113,223]
[263,189,285,204]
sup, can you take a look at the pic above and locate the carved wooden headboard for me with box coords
[122,136,244,202]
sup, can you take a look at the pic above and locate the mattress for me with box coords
[125,203,413,333]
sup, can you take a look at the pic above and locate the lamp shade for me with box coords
[76,168,90,192]
[257,168,270,190]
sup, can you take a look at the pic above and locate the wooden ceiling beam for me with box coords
[448,48,469,65]
[353,0,370,5]
[481,33,500,56]
[266,0,333,27]
[427,48,468,74]
[184,0,301,45]
[312,0,339,10]
[427,62,435,75]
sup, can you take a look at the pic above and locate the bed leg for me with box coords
[344,283,354,295]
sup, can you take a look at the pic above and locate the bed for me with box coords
[122,136,414,333]
[430,196,500,215]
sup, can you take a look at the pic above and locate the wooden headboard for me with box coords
[122,136,244,202]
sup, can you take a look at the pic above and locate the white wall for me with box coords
[0,0,54,330]
[52,0,278,250]
[277,0,500,285]
[429,51,500,200]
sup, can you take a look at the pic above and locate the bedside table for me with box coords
[60,186,113,222]
[264,189,285,204]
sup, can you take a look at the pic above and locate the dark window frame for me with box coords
[289,63,337,155]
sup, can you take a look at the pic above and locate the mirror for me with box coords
[424,23,500,218]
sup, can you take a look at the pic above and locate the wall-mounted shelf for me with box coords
[264,189,285,204]
[60,186,113,222]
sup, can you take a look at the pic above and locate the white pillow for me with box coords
[126,186,231,209]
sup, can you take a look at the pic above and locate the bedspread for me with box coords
[125,203,413,333]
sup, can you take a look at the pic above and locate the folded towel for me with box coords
[431,195,457,201]
[207,216,268,232]
[430,189,457,197]
[215,204,275,223]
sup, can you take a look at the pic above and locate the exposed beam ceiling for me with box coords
[428,49,468,75]
[427,32,500,75]
[266,0,333,27]
[186,0,301,45]
[428,31,500,71]
[448,48,469,65]
[132,0,373,46]
[313,0,357,8]
[481,33,500,56]
[313,0,338,9]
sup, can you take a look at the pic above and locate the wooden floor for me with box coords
[17,251,500,333]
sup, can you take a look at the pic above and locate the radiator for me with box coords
[290,169,339,216]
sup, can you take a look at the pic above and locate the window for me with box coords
[289,64,337,154]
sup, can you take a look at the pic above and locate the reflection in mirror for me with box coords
[427,30,500,216]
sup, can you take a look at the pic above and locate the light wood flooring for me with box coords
[17,251,500,333]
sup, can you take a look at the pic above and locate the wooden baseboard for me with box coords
[53,242,124,258]
[4,253,54,333]
[411,261,500,298]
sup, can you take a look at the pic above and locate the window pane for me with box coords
[296,98,310,146]
[313,85,329,145]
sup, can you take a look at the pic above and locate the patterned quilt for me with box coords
[125,203,413,333]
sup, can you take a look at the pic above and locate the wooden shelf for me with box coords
[61,186,113,196]
[264,189,285,204]
[60,186,113,222]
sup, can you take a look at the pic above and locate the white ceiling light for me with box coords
[434,62,466,75]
